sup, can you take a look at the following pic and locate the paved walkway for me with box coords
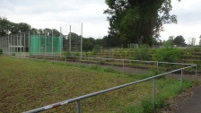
[174,76,201,113]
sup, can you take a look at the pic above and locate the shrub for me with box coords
[93,45,101,53]
[74,51,80,57]
[118,48,125,59]
[0,49,2,54]
[153,41,181,62]
[134,44,151,60]
[12,53,15,56]
[62,51,71,57]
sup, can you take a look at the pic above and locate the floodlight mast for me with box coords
[24,33,25,55]
[52,29,53,57]
[69,25,71,53]
[8,35,9,55]
[45,30,47,56]
[81,23,83,58]
[60,27,62,58]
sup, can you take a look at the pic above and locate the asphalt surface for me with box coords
[174,83,201,113]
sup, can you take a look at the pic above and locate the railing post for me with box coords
[123,59,125,68]
[153,78,156,110]
[77,100,80,113]
[99,57,101,65]
[195,65,198,76]
[156,62,159,71]
[180,69,183,89]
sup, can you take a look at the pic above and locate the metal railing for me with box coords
[79,57,197,75]
[29,56,197,73]
[23,59,197,113]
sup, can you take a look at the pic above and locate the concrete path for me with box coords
[174,83,201,113]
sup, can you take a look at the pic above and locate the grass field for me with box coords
[0,56,195,113]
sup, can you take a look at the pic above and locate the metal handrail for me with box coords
[81,56,193,66]
[23,63,197,113]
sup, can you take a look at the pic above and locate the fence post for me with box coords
[99,57,101,65]
[77,100,80,113]
[180,69,183,89]
[153,78,156,109]
[195,65,198,76]
[156,62,159,71]
[122,59,125,68]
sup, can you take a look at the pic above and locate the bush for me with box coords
[134,44,151,60]
[74,51,80,57]
[62,51,69,56]
[0,49,2,54]
[93,45,101,53]
[153,41,181,62]
[12,53,15,56]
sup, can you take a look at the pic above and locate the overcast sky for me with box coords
[0,0,201,44]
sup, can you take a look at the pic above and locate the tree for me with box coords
[0,17,12,36]
[67,32,81,51]
[104,0,179,46]
[0,17,31,36]
[102,35,122,48]
[173,35,186,47]
[18,22,31,33]
[83,37,95,51]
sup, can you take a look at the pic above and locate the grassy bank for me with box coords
[0,56,195,113]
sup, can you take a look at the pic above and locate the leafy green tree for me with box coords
[93,45,101,53]
[95,38,103,47]
[0,17,12,36]
[66,32,81,51]
[83,37,95,51]
[30,28,38,35]
[18,22,31,33]
[0,17,31,36]
[43,28,52,36]
[173,35,186,47]
[102,35,123,48]
[104,0,179,46]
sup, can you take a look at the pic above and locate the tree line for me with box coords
[0,17,112,51]
[0,17,61,36]
[0,16,189,52]
[2,0,188,50]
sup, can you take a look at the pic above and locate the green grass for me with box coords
[0,56,195,113]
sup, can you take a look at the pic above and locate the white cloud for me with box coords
[161,0,201,44]
[0,0,109,38]
[0,0,201,42]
